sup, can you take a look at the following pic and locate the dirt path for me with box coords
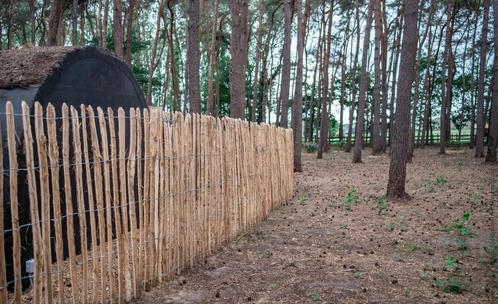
[134,147,497,304]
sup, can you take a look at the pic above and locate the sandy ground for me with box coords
[133,147,497,304]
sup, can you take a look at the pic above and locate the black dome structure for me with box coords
[0,46,147,290]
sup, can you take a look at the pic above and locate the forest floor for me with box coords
[135,147,497,304]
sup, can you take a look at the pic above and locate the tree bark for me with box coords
[206,0,219,116]
[352,0,374,163]
[187,0,201,113]
[317,0,334,159]
[293,0,312,171]
[387,0,419,200]
[229,0,249,119]
[113,0,124,57]
[371,0,383,154]
[439,3,454,154]
[72,0,79,45]
[476,0,490,157]
[279,0,292,127]
[145,0,165,105]
[48,0,63,46]
[486,0,498,162]
[125,0,136,66]
[251,0,265,121]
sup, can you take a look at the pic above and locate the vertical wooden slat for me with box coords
[135,109,143,291]
[108,108,125,303]
[80,105,99,303]
[0,103,5,304]
[34,103,53,304]
[21,102,43,303]
[97,107,115,302]
[126,108,138,298]
[6,102,21,303]
[70,105,89,304]
[46,104,65,304]
[141,109,150,289]
[87,106,107,303]
[117,108,132,301]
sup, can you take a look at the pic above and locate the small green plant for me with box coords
[343,188,360,210]
[377,196,388,215]
[304,142,318,153]
[432,277,466,294]
[436,175,448,186]
[406,243,423,252]
[387,222,396,232]
[298,196,308,206]
[457,238,468,253]
[443,211,475,238]
[310,292,321,301]
[444,256,458,271]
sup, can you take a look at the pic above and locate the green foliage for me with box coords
[435,176,448,186]
[377,196,388,215]
[304,142,318,153]
[444,256,458,271]
[432,277,466,294]
[443,211,475,238]
[343,188,360,210]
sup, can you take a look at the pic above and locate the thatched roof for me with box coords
[0,46,81,89]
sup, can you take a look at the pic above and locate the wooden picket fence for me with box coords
[0,101,294,303]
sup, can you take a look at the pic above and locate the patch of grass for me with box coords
[343,188,360,210]
[298,196,308,206]
[352,271,363,279]
[310,292,321,301]
[444,256,458,271]
[377,196,388,215]
[304,143,318,153]
[436,176,448,186]
[443,211,475,238]
[405,243,423,252]
[387,222,396,232]
[432,277,466,294]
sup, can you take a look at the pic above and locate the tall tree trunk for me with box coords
[469,11,479,149]
[72,0,79,45]
[187,0,201,113]
[48,0,63,46]
[486,0,498,162]
[371,0,383,154]
[125,0,136,66]
[408,0,434,160]
[251,0,265,121]
[292,0,311,172]
[113,0,124,57]
[389,12,404,148]
[317,0,334,159]
[439,3,454,154]
[352,0,374,163]
[145,0,165,105]
[380,0,389,152]
[339,12,351,143]
[167,2,181,111]
[30,0,36,45]
[207,0,219,116]
[476,0,490,157]
[280,0,292,127]
[229,0,249,119]
[345,0,361,153]
[387,0,419,200]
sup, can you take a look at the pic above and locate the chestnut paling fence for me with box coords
[0,102,293,304]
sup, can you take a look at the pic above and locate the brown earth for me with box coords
[134,147,497,304]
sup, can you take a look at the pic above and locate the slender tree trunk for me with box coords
[229,0,249,119]
[440,3,454,154]
[469,12,479,149]
[72,0,78,45]
[352,0,374,163]
[486,0,498,162]
[292,0,311,171]
[207,0,219,116]
[166,3,181,111]
[339,12,351,143]
[187,0,201,113]
[103,0,111,48]
[371,0,383,154]
[345,1,361,153]
[30,0,36,45]
[408,0,434,160]
[389,13,404,148]
[387,0,419,200]
[380,0,389,152]
[113,0,124,57]
[318,0,334,159]
[476,0,490,157]
[48,0,63,46]
[145,0,165,105]
[279,0,292,127]
[251,0,265,121]
[125,0,136,66]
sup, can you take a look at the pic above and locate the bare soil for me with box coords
[134,147,497,304]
